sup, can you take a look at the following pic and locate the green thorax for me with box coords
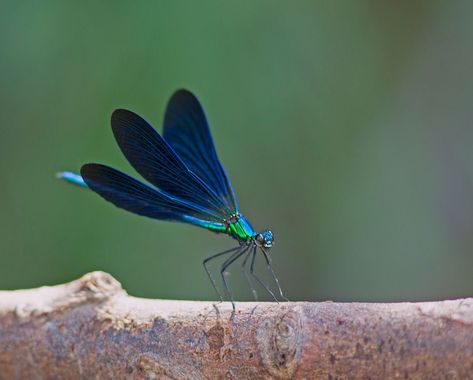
[225,213,256,241]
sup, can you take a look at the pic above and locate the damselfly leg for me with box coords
[203,245,243,302]
[249,246,279,302]
[241,248,258,301]
[203,243,287,309]
[261,247,289,301]
[220,245,250,312]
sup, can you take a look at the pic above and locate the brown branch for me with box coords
[0,272,472,379]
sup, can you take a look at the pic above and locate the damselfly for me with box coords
[58,90,287,310]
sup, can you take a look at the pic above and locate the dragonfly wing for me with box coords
[162,90,238,212]
[111,108,232,220]
[80,163,226,224]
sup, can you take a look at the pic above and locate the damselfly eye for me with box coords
[257,230,273,248]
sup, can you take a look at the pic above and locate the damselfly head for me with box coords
[256,230,274,248]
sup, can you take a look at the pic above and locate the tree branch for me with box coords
[0,272,471,379]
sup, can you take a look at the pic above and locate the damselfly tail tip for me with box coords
[56,171,87,187]
[55,171,66,179]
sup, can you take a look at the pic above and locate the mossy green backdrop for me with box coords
[1,1,472,302]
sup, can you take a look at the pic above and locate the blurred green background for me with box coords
[1,1,472,302]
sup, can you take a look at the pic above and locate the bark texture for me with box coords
[0,271,472,379]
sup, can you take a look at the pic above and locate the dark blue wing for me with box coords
[162,90,238,212]
[111,109,232,219]
[80,163,226,224]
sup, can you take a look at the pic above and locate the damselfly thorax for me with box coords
[223,213,273,248]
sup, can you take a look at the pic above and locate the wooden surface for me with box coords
[0,271,472,379]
